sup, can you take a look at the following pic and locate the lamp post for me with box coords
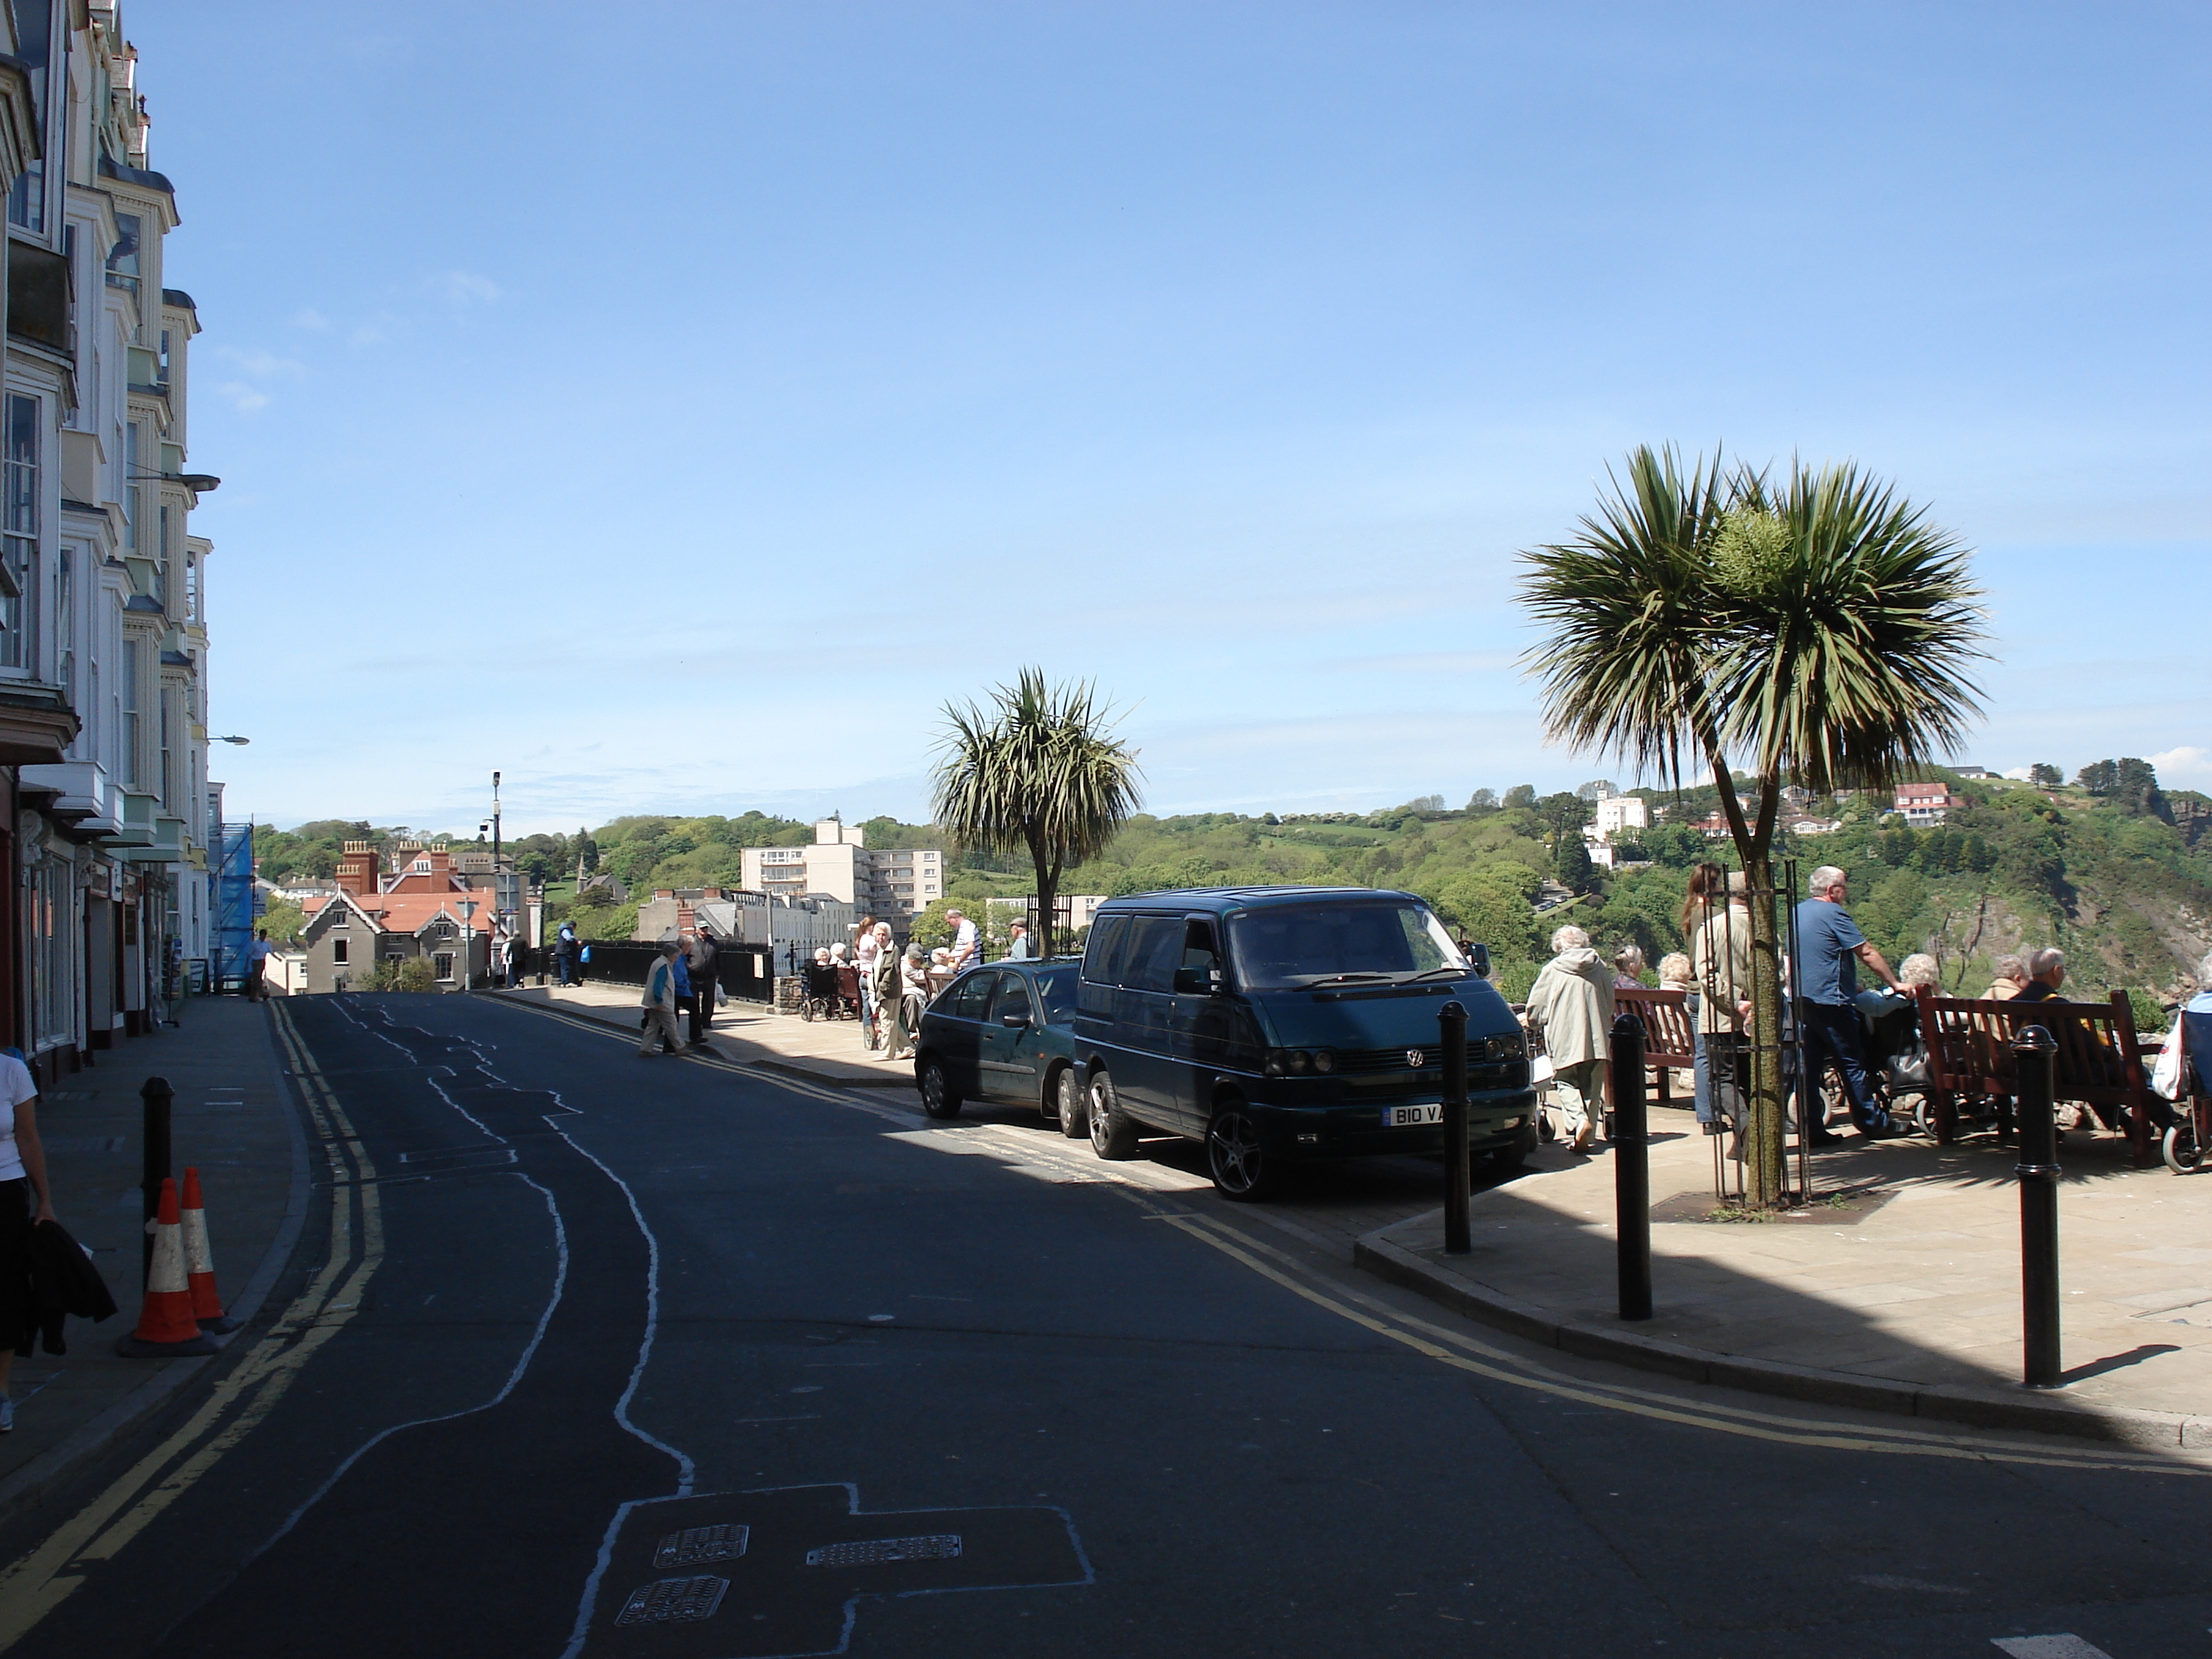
[459,899,477,994]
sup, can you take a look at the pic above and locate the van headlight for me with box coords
[1311,1048,1335,1074]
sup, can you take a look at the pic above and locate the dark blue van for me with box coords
[1068,886,1536,1200]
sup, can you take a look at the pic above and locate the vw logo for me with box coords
[1406,1049,1425,1068]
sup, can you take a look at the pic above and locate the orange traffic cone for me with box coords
[179,1166,240,1334]
[115,1177,220,1357]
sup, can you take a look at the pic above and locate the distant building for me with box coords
[295,840,510,991]
[986,893,1109,944]
[1892,782,1962,826]
[1951,765,1994,780]
[740,820,943,920]
[634,885,855,958]
[1785,817,1842,837]
[1592,794,1650,837]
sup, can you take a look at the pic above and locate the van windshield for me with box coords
[1226,903,1469,990]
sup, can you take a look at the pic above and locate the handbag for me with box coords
[580,945,591,964]
[1529,1054,1556,1086]
[2152,1021,2185,1102]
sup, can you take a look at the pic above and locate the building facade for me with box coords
[295,841,501,994]
[0,5,215,1080]
[739,820,943,919]
[1892,782,1962,826]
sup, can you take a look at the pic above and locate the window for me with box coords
[124,425,138,551]
[328,908,349,928]
[159,689,173,806]
[119,637,141,787]
[1,394,37,672]
[412,859,431,873]
[331,939,350,965]
[1118,916,1185,994]
[183,548,197,623]
[434,952,455,982]
[5,0,51,231]
[105,213,141,292]
[948,972,996,1020]
[55,544,71,706]
[987,976,1035,1025]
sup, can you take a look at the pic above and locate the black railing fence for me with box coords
[577,940,777,1004]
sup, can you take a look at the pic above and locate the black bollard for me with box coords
[141,1075,174,1288]
[2013,1024,2062,1387]
[1441,1001,1470,1254]
[1611,1013,1652,1321]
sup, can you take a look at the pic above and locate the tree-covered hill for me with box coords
[253,760,2211,1005]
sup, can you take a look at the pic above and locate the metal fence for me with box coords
[577,940,777,1005]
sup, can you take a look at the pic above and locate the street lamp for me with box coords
[459,899,477,994]
[216,735,250,745]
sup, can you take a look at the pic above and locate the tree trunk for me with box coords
[1742,848,1789,1207]
[1028,830,1057,960]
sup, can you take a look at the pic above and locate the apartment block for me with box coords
[739,819,943,918]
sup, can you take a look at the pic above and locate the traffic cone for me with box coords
[179,1166,240,1334]
[115,1177,220,1357]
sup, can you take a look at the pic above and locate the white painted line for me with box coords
[1991,1637,2115,1659]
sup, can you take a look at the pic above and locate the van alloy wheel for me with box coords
[1207,1106,1276,1201]
[1087,1071,1138,1159]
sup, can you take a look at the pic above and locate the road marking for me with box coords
[0,1002,386,1652]
[1992,1638,2115,1658]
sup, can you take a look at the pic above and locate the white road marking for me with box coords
[1991,1637,2115,1659]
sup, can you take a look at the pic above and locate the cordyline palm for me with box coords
[931,670,1142,959]
[1521,445,1985,1205]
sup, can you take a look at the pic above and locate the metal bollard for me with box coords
[141,1075,174,1288]
[2013,1024,2062,1387]
[1441,1001,1470,1254]
[1610,1013,1652,1321]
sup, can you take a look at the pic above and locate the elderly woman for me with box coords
[888,943,930,1061]
[1522,924,1617,1153]
[1898,953,1942,991]
[1613,944,1649,991]
[1657,951,1711,1126]
[1983,954,2028,1001]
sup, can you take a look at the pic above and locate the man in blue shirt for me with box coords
[1793,864,1906,1137]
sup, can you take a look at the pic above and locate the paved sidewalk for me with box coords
[0,997,306,1520]
[509,983,916,1089]
[1358,1112,2212,1447]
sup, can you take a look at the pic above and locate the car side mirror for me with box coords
[1172,966,1221,995]
[1465,943,1492,980]
[999,1011,1031,1027]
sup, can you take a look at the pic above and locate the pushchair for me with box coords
[2158,1009,2212,1174]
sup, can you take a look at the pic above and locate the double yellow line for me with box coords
[0,1003,388,1650]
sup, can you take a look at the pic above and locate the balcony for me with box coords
[20,760,123,837]
[119,812,188,863]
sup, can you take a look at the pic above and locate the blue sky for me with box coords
[132,2,2209,836]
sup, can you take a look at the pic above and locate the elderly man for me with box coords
[1982,954,2029,1001]
[947,908,981,972]
[637,943,683,1057]
[1005,920,1036,961]
[2012,947,2068,1003]
[1793,865,1906,1137]
[1522,924,1616,1153]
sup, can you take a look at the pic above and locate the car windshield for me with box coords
[1227,902,1468,991]
[1033,964,1076,1024]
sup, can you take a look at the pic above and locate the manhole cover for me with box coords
[804,1534,961,1567]
[655,1525,748,1569]
[616,1576,729,1625]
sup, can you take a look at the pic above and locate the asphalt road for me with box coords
[4,992,2210,1659]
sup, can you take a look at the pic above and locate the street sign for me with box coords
[577,1483,1090,1657]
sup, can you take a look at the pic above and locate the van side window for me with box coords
[1120,916,1185,993]
[1181,920,1220,972]
[1082,916,1130,984]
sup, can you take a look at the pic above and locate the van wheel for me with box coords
[1207,1105,1280,1202]
[918,1058,962,1120]
[1056,1068,1088,1139]
[1086,1071,1139,1159]
[1482,1121,1540,1175]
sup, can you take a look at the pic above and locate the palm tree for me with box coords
[1522,446,1986,1204]
[931,670,1142,959]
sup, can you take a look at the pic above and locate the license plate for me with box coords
[1382,1102,1443,1127]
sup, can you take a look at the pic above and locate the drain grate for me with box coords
[654,1524,749,1568]
[805,1534,961,1568]
[615,1575,729,1625]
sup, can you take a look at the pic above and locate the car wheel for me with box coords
[1086,1071,1139,1159]
[1206,1104,1280,1202]
[1053,1067,1088,1138]
[918,1057,962,1120]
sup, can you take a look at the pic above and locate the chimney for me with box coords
[335,840,379,895]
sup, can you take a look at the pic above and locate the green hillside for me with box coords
[253,765,2212,1008]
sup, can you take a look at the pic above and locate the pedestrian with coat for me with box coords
[637,943,683,1057]
[870,937,903,1060]
[555,920,580,987]
[684,927,720,1046]
[1522,924,1617,1153]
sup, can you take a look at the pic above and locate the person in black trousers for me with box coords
[683,927,720,1047]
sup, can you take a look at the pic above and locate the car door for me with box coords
[936,970,998,1098]
[979,973,1043,1103]
[1113,914,1192,1130]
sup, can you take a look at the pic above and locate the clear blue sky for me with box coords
[132,2,2209,836]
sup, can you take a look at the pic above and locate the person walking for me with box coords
[684,927,720,1046]
[245,928,273,1001]
[1005,920,1035,960]
[0,1046,54,1431]
[892,943,930,1061]
[637,943,683,1057]
[669,936,696,1041]
[555,920,580,987]
[1522,924,1616,1153]
[1793,865,1906,1137]
[870,934,903,1060]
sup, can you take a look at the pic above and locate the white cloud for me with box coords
[213,381,270,413]
[428,270,502,305]
[289,307,330,331]
[2002,766,2033,780]
[2151,745,2212,786]
[214,345,306,379]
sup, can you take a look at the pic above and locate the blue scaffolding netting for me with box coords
[211,822,257,992]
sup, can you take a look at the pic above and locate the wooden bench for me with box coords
[1910,985,2156,1166]
[1614,986,1698,1107]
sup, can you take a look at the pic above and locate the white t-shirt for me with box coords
[952,919,980,965]
[0,1053,38,1182]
